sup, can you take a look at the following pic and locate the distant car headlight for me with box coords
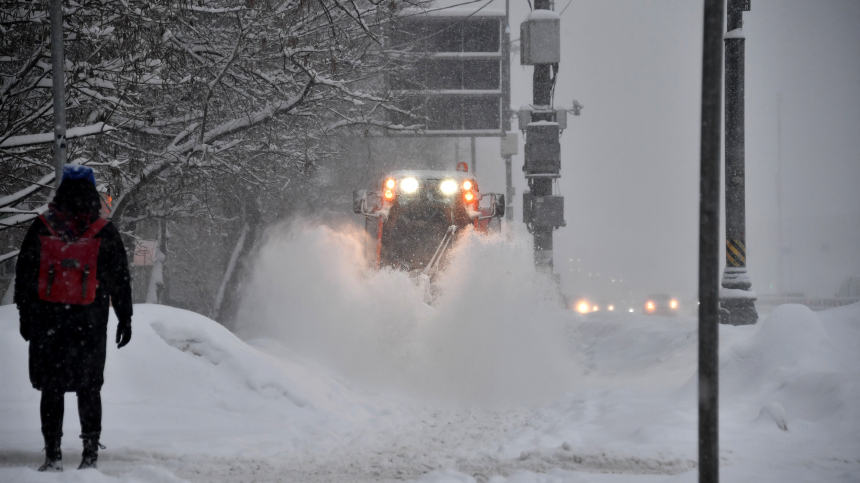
[401,177,419,193]
[576,301,590,313]
[646,301,655,311]
[440,179,458,195]
[670,299,678,309]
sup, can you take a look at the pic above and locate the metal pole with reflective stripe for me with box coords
[720,0,758,325]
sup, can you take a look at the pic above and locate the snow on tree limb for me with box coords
[110,78,314,225]
[2,0,437,316]
[0,204,48,230]
[0,173,55,210]
[0,123,115,149]
[0,250,20,264]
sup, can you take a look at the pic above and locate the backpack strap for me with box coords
[38,215,60,237]
[82,218,109,239]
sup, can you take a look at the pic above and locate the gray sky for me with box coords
[448,0,860,302]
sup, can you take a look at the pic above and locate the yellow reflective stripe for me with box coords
[726,239,746,265]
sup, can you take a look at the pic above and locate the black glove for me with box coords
[17,304,31,342]
[116,319,132,348]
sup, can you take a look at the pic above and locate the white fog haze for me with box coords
[449,0,860,304]
[237,221,576,405]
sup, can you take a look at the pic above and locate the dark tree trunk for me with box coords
[215,194,262,330]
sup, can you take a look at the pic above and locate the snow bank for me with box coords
[238,220,579,404]
[721,304,838,395]
[716,303,860,460]
[0,303,374,474]
[479,303,860,483]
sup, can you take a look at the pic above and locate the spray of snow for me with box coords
[236,220,580,404]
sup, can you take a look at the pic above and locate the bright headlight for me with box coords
[401,177,419,193]
[440,179,458,195]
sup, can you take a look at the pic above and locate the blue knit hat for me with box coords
[61,164,96,186]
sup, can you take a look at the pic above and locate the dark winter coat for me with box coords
[14,191,132,393]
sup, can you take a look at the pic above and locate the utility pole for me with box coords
[501,0,514,223]
[720,0,758,325]
[49,0,67,188]
[776,92,784,295]
[520,0,564,272]
[470,136,476,174]
[699,2,724,482]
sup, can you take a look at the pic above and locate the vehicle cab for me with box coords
[353,163,504,272]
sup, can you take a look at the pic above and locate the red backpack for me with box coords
[37,215,109,305]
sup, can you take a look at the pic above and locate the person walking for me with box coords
[15,165,133,472]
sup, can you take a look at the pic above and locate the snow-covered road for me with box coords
[1,226,858,482]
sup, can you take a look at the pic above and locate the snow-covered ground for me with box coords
[1,224,858,482]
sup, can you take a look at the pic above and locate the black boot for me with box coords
[38,433,63,472]
[78,433,103,470]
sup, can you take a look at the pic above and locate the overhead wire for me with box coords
[560,0,574,15]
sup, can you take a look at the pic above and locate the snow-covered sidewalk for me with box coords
[1,301,857,482]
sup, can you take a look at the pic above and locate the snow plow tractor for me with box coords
[353,163,504,280]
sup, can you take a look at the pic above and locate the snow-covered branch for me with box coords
[0,123,115,149]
